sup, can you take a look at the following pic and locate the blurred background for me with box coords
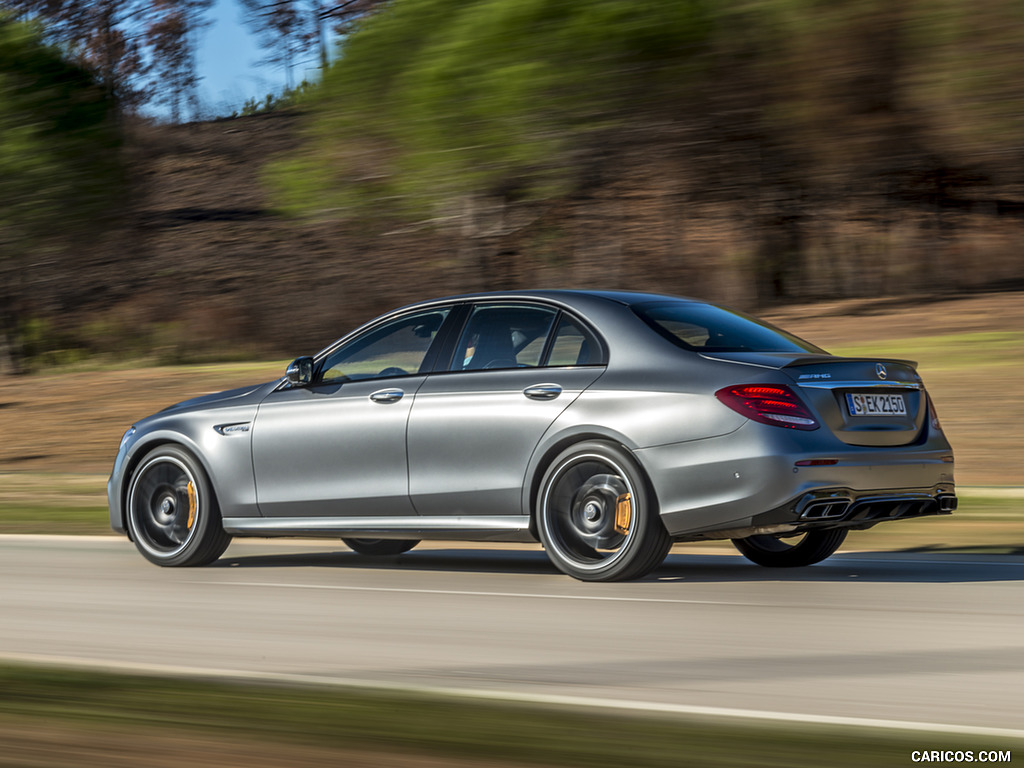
[2,4,1023,765]
[1,0,1023,373]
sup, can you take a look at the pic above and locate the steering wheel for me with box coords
[378,366,409,377]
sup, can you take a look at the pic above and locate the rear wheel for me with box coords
[342,538,419,556]
[537,441,672,581]
[126,445,231,567]
[732,528,847,567]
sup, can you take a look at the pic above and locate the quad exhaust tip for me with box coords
[799,492,957,523]
[800,498,852,520]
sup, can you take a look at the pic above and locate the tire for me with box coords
[732,528,847,567]
[342,538,419,556]
[536,441,672,581]
[126,445,231,567]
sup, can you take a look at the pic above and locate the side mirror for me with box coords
[285,356,314,387]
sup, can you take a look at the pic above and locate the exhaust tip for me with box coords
[800,498,851,520]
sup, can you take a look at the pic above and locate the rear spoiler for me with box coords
[699,351,919,370]
[782,355,919,370]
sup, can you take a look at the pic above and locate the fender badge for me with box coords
[215,423,251,435]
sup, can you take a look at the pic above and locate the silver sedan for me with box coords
[108,290,957,581]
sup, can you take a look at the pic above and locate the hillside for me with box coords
[8,104,1023,369]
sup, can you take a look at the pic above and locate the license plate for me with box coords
[846,393,906,417]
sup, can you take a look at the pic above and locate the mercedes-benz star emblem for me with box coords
[876,363,888,380]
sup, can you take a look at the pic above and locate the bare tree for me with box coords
[147,0,211,122]
[4,0,150,110]
[8,0,213,120]
[239,0,308,89]
[240,0,385,87]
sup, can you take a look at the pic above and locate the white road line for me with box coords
[834,556,1024,567]
[195,580,1024,618]
[0,534,127,543]
[3,652,1023,741]
[198,581,741,605]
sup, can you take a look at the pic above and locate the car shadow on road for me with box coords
[652,551,1024,584]
[213,546,1024,584]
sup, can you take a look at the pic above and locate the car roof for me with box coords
[418,288,704,308]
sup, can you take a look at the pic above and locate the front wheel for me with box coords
[732,528,847,567]
[536,441,672,581]
[342,538,419,556]
[126,445,231,567]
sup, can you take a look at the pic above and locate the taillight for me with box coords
[927,392,942,431]
[715,384,819,430]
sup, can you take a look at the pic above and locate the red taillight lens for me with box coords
[715,384,819,430]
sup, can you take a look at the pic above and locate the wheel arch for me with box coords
[523,428,660,539]
[117,433,218,536]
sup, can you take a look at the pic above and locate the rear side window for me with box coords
[633,301,824,354]
[546,316,601,366]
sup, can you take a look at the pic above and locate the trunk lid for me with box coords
[702,352,926,446]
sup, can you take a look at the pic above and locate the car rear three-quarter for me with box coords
[603,300,956,567]
[108,289,956,580]
[517,295,955,573]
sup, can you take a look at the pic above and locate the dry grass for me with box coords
[764,291,1024,487]
[0,362,284,475]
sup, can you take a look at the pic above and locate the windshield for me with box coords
[632,301,825,354]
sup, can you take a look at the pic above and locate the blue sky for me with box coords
[193,0,318,116]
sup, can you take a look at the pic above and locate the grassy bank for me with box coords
[0,664,1019,768]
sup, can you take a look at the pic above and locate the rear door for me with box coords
[407,303,606,517]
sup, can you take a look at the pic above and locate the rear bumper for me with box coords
[637,421,956,540]
[674,485,956,541]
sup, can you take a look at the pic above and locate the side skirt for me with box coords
[221,515,537,543]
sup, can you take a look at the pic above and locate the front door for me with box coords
[252,306,451,518]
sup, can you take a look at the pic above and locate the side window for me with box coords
[545,316,602,366]
[319,308,450,383]
[454,305,557,371]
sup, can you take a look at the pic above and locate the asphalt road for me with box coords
[2,536,1023,735]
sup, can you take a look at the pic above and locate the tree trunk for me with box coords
[0,333,15,376]
[314,0,329,73]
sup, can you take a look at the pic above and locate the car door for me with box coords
[407,303,606,517]
[252,307,452,518]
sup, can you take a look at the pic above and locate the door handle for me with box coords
[523,383,562,400]
[369,388,404,404]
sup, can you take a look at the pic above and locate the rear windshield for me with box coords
[632,301,825,354]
